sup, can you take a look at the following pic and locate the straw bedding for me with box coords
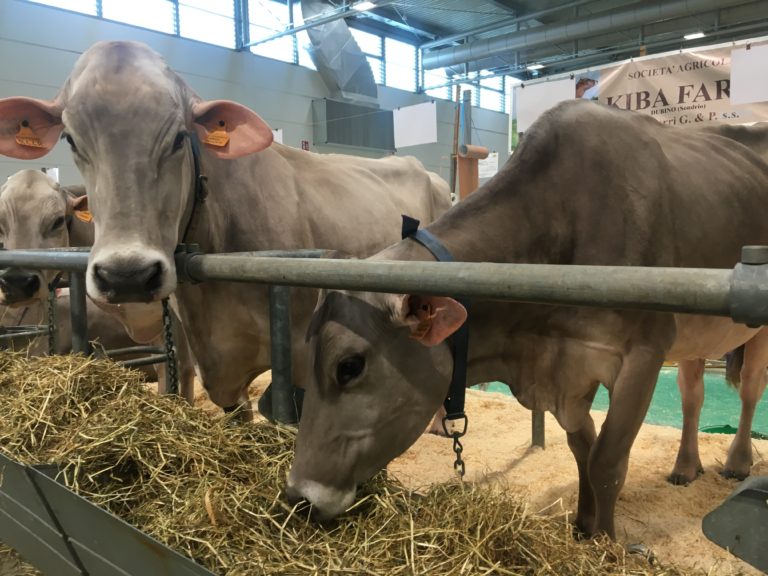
[0,352,698,575]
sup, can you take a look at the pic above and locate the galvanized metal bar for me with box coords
[0,249,89,272]
[532,410,545,448]
[105,346,166,358]
[420,0,598,50]
[269,285,296,424]
[118,355,171,369]
[68,272,91,356]
[179,255,735,318]
[0,326,49,339]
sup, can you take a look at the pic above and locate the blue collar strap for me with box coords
[401,215,470,430]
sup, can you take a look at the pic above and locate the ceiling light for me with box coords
[684,31,706,40]
[353,1,377,11]
[526,63,544,71]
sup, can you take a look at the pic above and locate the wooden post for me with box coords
[457,144,489,201]
[448,85,462,199]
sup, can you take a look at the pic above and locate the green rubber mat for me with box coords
[473,368,768,436]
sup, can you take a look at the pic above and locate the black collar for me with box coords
[401,215,470,432]
[180,132,209,245]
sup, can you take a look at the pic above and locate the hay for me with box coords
[0,352,698,575]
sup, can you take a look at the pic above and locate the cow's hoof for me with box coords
[720,468,749,481]
[666,468,702,486]
[627,543,656,565]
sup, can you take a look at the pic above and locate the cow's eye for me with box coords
[63,133,77,153]
[51,216,65,231]
[172,131,186,153]
[336,355,365,386]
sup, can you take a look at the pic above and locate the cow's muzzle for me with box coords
[0,269,43,305]
[284,476,357,521]
[91,259,165,303]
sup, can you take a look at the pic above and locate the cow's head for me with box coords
[0,41,272,327]
[286,289,467,519]
[0,170,87,306]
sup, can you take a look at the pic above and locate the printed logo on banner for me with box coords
[594,41,768,126]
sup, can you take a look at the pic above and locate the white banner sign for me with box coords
[393,101,438,149]
[595,42,768,126]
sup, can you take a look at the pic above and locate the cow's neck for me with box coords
[394,168,565,265]
[182,149,289,255]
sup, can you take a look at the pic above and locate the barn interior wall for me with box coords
[0,0,510,188]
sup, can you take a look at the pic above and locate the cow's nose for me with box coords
[92,260,164,303]
[283,476,357,521]
[0,270,41,300]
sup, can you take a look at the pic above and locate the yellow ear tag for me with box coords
[74,210,93,223]
[410,303,437,341]
[203,121,229,147]
[15,122,44,148]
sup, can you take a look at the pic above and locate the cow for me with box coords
[668,122,768,485]
[0,41,452,418]
[284,100,768,539]
[671,333,768,485]
[0,169,196,402]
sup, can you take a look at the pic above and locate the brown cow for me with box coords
[0,169,196,401]
[285,100,768,539]
[0,41,451,418]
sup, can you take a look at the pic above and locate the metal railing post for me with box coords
[68,271,91,356]
[269,285,297,424]
[532,410,545,448]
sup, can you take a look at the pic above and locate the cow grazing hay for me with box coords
[0,352,694,575]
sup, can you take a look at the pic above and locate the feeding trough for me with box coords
[702,475,768,573]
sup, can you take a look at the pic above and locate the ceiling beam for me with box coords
[422,0,757,69]
[420,0,600,50]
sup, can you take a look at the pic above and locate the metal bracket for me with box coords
[730,246,768,327]
[174,243,202,284]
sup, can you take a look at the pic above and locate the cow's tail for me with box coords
[725,345,745,388]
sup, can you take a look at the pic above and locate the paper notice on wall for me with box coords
[272,129,283,144]
[730,44,768,105]
[478,152,499,179]
[42,167,59,182]
[515,78,575,133]
[393,101,438,148]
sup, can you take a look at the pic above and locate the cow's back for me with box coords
[226,143,451,256]
[447,100,768,269]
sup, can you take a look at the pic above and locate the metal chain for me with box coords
[162,298,179,395]
[47,283,57,355]
[452,435,466,478]
[442,414,468,479]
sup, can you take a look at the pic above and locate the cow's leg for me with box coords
[723,331,768,479]
[566,416,597,536]
[668,358,705,485]
[427,405,447,435]
[589,344,663,539]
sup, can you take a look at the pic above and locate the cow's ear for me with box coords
[191,99,273,159]
[0,97,63,160]
[396,294,467,347]
[66,194,89,216]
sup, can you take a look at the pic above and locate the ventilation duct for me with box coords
[301,0,378,106]
[423,0,754,70]
[312,98,394,151]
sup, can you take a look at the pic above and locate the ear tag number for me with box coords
[75,210,93,223]
[203,120,229,147]
[15,121,44,148]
